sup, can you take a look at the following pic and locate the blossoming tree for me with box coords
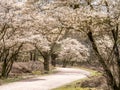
[57,38,89,67]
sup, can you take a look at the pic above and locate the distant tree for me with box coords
[57,38,89,67]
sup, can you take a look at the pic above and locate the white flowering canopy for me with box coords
[58,38,89,62]
[0,0,57,52]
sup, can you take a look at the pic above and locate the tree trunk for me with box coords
[1,50,9,78]
[1,59,14,78]
[30,51,33,61]
[51,54,57,67]
[35,46,52,73]
[51,59,56,67]
[87,31,120,90]
[62,59,68,67]
[71,61,75,66]
[43,55,51,72]
[1,59,7,78]
[1,43,23,78]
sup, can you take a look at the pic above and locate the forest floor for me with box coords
[0,67,90,90]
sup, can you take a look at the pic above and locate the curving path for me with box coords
[0,67,90,90]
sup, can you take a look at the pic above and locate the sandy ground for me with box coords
[0,67,90,90]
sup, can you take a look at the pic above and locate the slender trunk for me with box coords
[33,51,36,61]
[1,50,9,78]
[1,59,7,78]
[111,29,120,89]
[30,51,33,61]
[6,59,14,77]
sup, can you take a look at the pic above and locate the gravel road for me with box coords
[0,67,90,90]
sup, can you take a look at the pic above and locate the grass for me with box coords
[53,67,102,90]
[53,87,97,90]
[32,71,42,75]
[0,76,23,85]
[53,79,98,90]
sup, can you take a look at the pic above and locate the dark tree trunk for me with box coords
[1,49,10,78]
[1,57,14,78]
[51,54,57,67]
[1,59,7,78]
[51,59,56,67]
[1,43,23,78]
[71,61,75,66]
[35,46,52,72]
[62,59,68,67]
[43,54,51,72]
[30,51,33,61]
[33,50,36,61]
[87,31,120,90]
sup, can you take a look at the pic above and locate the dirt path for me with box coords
[0,67,90,90]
